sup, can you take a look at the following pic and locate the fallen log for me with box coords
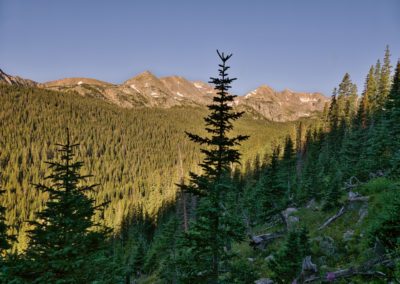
[348,191,370,202]
[318,206,346,230]
[318,192,369,230]
[302,256,397,283]
[249,232,284,250]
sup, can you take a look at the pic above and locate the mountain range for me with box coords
[0,68,328,121]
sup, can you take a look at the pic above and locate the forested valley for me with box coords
[0,47,399,283]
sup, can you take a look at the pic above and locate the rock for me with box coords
[0,69,37,86]
[302,256,318,273]
[343,230,354,242]
[238,86,328,122]
[348,191,360,199]
[282,207,298,220]
[287,216,299,229]
[264,254,275,262]
[299,256,318,282]
[348,191,369,203]
[254,278,274,284]
[282,207,298,229]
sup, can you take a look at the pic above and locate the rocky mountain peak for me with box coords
[0,68,37,86]
[123,70,158,85]
[1,67,328,121]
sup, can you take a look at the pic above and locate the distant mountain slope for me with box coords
[0,69,37,86]
[236,85,327,121]
[0,83,311,251]
[42,77,113,87]
[1,67,328,121]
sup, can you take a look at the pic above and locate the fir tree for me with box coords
[328,90,339,133]
[280,135,295,197]
[341,67,376,177]
[374,59,382,83]
[376,45,392,110]
[298,128,321,202]
[13,129,114,283]
[178,51,248,283]
[387,61,400,176]
[359,66,376,128]
[259,146,284,221]
[298,226,311,257]
[268,230,302,283]
[337,73,358,124]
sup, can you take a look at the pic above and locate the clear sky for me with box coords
[0,0,399,96]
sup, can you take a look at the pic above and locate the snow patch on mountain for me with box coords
[300,97,318,103]
[245,90,257,98]
[130,84,140,93]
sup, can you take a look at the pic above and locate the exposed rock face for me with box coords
[40,71,215,109]
[2,67,328,121]
[160,76,215,106]
[0,69,37,86]
[236,85,328,121]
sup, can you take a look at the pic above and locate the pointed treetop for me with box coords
[216,50,233,62]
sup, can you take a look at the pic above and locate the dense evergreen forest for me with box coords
[0,47,399,283]
[0,82,304,252]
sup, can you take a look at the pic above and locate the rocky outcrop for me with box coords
[236,85,328,121]
[2,67,328,121]
[0,69,37,86]
[40,71,214,108]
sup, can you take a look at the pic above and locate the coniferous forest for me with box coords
[0,45,399,284]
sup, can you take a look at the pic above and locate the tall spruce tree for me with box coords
[280,135,295,198]
[298,128,321,202]
[374,59,382,83]
[268,229,305,283]
[259,146,284,221]
[328,90,339,133]
[364,57,394,174]
[337,73,358,124]
[341,67,376,178]
[387,61,400,176]
[376,45,392,110]
[359,66,376,128]
[13,129,115,283]
[178,51,248,283]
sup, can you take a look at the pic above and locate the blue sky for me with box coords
[0,0,399,96]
